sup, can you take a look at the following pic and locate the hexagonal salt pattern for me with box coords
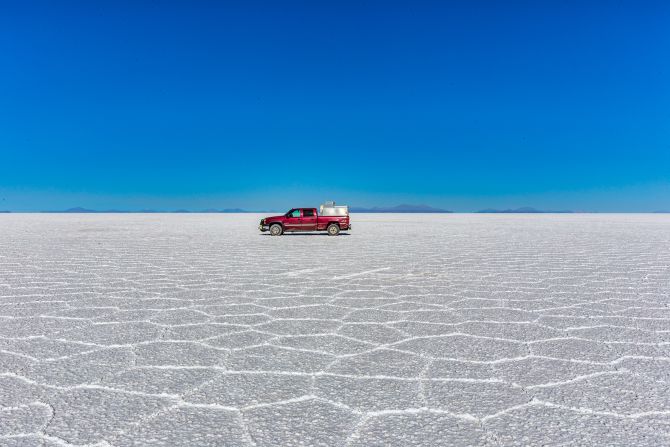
[0,213,669,446]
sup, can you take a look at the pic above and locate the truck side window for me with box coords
[303,209,314,217]
[289,210,300,218]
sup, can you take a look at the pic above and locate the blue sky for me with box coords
[1,1,669,211]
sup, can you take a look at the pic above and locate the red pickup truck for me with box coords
[259,206,351,236]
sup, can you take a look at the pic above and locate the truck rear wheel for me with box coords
[270,224,283,236]
[327,223,340,236]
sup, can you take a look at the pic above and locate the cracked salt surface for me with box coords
[0,213,669,446]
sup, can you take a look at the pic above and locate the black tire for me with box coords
[270,224,283,236]
[327,223,340,236]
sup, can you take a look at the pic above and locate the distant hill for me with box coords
[56,207,99,213]
[174,209,258,213]
[350,204,452,213]
[43,207,136,213]
[201,208,249,213]
[477,207,573,213]
[0,210,10,213]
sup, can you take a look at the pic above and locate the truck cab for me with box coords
[282,208,318,232]
[259,203,351,236]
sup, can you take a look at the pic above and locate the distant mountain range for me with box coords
[16,205,669,214]
[36,204,455,213]
[42,207,141,213]
[477,207,573,214]
[40,207,258,213]
[350,204,452,213]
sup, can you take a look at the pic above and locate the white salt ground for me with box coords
[0,213,669,446]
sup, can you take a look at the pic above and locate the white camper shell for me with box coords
[320,201,349,217]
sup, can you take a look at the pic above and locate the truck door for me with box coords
[284,209,301,231]
[301,208,317,231]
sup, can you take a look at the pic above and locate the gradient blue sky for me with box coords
[1,1,669,211]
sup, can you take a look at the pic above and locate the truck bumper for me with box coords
[259,224,268,232]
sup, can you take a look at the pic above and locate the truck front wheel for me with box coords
[327,223,340,236]
[270,224,283,236]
